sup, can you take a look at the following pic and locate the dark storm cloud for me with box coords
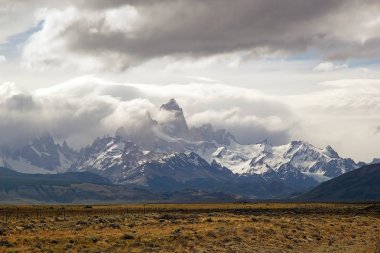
[75,0,164,9]
[71,0,344,56]
[23,0,380,70]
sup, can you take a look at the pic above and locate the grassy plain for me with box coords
[0,203,379,252]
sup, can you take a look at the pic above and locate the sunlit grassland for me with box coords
[0,203,379,252]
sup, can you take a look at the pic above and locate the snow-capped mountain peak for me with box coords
[210,139,359,181]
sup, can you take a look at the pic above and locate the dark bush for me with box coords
[121,234,135,240]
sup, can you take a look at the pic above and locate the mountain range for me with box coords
[0,99,366,199]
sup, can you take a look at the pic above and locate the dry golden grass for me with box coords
[0,203,379,252]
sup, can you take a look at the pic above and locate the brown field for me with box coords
[0,203,379,253]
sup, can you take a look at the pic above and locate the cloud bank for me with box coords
[0,76,294,149]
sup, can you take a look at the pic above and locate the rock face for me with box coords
[0,99,364,198]
[159,99,190,139]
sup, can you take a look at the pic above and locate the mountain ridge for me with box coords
[0,167,240,204]
[298,163,380,201]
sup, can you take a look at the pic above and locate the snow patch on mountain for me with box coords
[209,140,358,181]
[0,134,76,173]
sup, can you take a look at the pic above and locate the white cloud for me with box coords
[289,79,380,114]
[284,78,380,162]
[189,108,291,144]
[0,0,66,44]
[0,82,19,97]
[313,62,348,72]
[0,55,6,63]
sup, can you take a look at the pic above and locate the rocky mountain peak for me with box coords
[324,145,340,158]
[160,98,182,112]
[158,99,190,139]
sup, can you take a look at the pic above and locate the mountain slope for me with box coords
[73,136,159,182]
[298,164,380,201]
[0,168,241,203]
[0,167,143,203]
[0,134,77,174]
[118,151,233,192]
[0,167,110,187]
[0,167,158,203]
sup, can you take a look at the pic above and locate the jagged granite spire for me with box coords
[160,98,182,112]
[159,98,190,138]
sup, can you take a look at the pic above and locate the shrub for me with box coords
[121,234,135,240]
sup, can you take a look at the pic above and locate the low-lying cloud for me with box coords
[0,76,294,148]
[284,79,380,162]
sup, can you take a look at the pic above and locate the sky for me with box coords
[1,0,380,162]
